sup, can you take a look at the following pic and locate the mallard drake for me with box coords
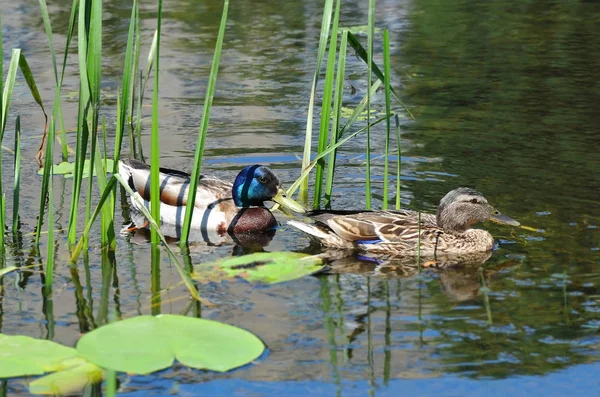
[288,187,520,255]
[118,159,304,236]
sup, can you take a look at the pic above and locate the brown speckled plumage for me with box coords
[288,188,519,257]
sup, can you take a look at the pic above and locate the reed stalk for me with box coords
[365,0,375,210]
[324,30,348,208]
[12,116,20,236]
[180,0,229,245]
[312,0,341,209]
[299,0,334,206]
[382,29,391,209]
[150,0,163,247]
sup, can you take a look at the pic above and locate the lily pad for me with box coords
[0,334,79,378]
[76,315,264,374]
[193,252,325,284]
[29,360,103,395]
[38,159,114,179]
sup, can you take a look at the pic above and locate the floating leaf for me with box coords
[193,252,325,285]
[29,360,103,395]
[76,315,264,374]
[0,334,79,378]
[38,159,114,179]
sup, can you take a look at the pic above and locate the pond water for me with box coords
[2,0,600,395]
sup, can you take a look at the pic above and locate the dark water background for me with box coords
[1,0,600,395]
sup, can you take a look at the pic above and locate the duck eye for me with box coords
[470,198,478,204]
[257,175,267,184]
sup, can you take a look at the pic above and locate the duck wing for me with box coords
[319,210,414,241]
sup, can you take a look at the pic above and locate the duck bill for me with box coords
[272,189,305,214]
[489,211,520,227]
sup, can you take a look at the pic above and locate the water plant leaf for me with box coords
[0,334,79,378]
[29,360,103,396]
[193,252,325,284]
[37,159,114,179]
[76,315,264,374]
[0,266,18,279]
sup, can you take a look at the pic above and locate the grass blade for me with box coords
[324,30,348,208]
[365,0,375,210]
[67,0,93,245]
[382,29,391,209]
[17,53,49,166]
[44,117,56,294]
[12,116,20,236]
[299,0,334,205]
[394,114,401,209]
[150,0,163,247]
[1,49,22,250]
[180,0,229,245]
[1,49,20,138]
[115,0,139,166]
[312,0,342,209]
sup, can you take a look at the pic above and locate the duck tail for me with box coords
[287,220,353,249]
[117,159,140,192]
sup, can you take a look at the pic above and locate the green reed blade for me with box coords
[95,119,115,248]
[83,0,103,245]
[38,0,70,160]
[0,49,21,251]
[286,114,392,199]
[299,0,334,206]
[1,49,20,139]
[87,0,102,105]
[126,0,141,157]
[338,79,382,140]
[67,0,93,245]
[382,29,391,210]
[143,30,159,99]
[347,32,414,119]
[44,117,56,294]
[55,0,79,160]
[394,114,401,209]
[135,69,144,159]
[12,116,20,236]
[18,53,49,164]
[150,0,163,247]
[115,0,139,166]
[0,16,3,115]
[324,30,348,208]
[37,0,58,85]
[365,0,375,210]
[70,176,117,262]
[180,0,229,245]
[313,0,341,210]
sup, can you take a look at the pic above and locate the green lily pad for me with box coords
[76,315,264,374]
[29,360,103,395]
[193,252,325,284]
[38,159,114,179]
[0,334,79,378]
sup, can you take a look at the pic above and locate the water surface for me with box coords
[1,0,600,395]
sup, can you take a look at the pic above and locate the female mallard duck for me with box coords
[119,159,304,236]
[288,187,520,255]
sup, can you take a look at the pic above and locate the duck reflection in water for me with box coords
[124,211,276,255]
[318,248,520,302]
